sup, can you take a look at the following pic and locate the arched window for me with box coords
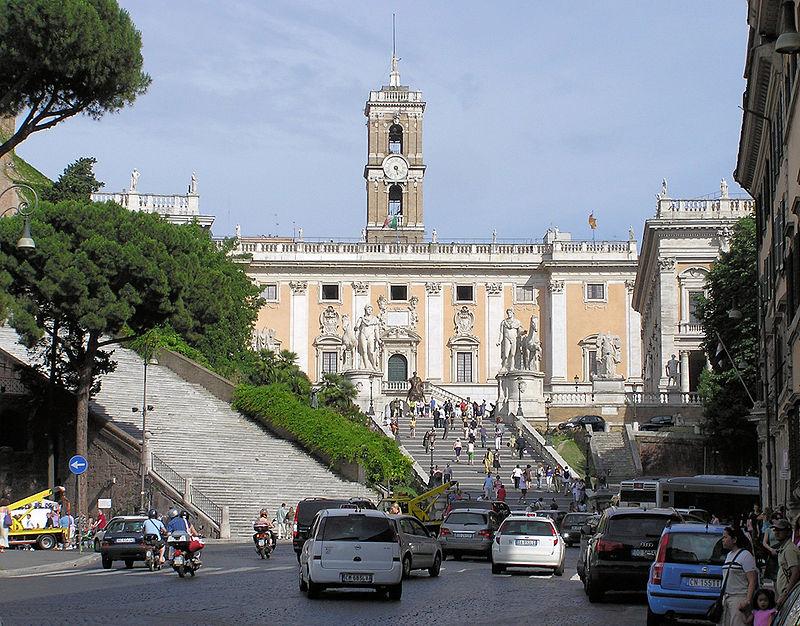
[388,184,403,216]
[387,354,408,382]
[388,124,403,154]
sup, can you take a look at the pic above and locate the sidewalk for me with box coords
[0,548,98,577]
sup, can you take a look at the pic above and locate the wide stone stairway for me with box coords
[0,326,375,538]
[590,430,638,481]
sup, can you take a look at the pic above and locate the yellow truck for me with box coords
[378,481,458,533]
[7,487,68,550]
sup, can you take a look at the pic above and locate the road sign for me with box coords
[68,455,88,475]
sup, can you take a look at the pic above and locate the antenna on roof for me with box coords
[389,14,401,87]
[392,13,396,58]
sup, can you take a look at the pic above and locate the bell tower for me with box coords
[364,54,426,243]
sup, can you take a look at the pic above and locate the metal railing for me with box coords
[191,485,223,527]
[150,453,186,494]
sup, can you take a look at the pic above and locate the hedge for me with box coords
[233,384,414,487]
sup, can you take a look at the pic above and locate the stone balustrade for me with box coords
[677,322,704,335]
[656,197,754,219]
[92,191,200,216]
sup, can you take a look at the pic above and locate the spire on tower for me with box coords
[389,13,401,87]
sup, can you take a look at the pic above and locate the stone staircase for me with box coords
[0,326,376,538]
[590,430,638,481]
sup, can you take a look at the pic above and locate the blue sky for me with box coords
[17,1,749,242]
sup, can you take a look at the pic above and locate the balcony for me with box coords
[677,322,704,335]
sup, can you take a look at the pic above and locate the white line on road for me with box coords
[204,566,259,576]
[457,568,467,573]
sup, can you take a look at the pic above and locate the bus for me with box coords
[618,478,661,507]
[658,475,759,520]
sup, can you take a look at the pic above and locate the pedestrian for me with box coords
[275,503,288,540]
[563,467,572,496]
[0,499,10,553]
[483,450,493,474]
[553,466,563,493]
[494,425,502,451]
[467,440,475,465]
[762,513,783,585]
[479,425,487,449]
[410,413,417,438]
[453,438,462,463]
[545,465,553,492]
[512,465,522,490]
[483,473,495,500]
[518,472,528,503]
[443,415,450,439]
[492,448,502,472]
[550,497,558,510]
[443,463,453,484]
[515,433,526,459]
[284,505,295,538]
[771,519,800,608]
[719,526,758,626]
[497,482,506,502]
[423,428,430,453]
[536,465,543,490]
[749,588,777,626]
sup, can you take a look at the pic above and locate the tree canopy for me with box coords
[42,157,103,203]
[0,196,261,515]
[696,216,758,473]
[0,0,151,157]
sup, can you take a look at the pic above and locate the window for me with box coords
[390,284,408,301]
[688,291,703,324]
[456,352,473,383]
[261,284,278,301]
[388,124,403,154]
[321,515,397,542]
[321,351,338,375]
[587,350,598,380]
[388,184,403,216]
[387,354,408,382]
[586,283,605,300]
[321,284,340,301]
[455,285,474,302]
[516,285,536,302]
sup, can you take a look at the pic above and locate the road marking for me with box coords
[457,568,467,573]
[87,570,120,576]
[570,573,581,581]
[205,566,259,576]
[263,565,295,571]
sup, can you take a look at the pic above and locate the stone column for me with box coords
[486,282,504,381]
[289,281,309,374]
[625,279,642,381]
[548,279,567,381]
[680,350,690,393]
[425,282,443,381]
[658,258,677,390]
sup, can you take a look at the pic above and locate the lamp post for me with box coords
[132,354,157,512]
[573,374,579,393]
[368,374,375,416]
[545,397,552,445]
[0,183,38,249]
[585,428,593,480]
[516,377,524,417]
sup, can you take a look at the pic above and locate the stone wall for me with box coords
[634,431,706,477]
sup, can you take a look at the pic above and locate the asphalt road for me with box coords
[0,543,648,625]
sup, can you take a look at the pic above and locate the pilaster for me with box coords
[625,279,642,380]
[548,279,567,381]
[425,282,443,381]
[658,258,677,389]
[486,282,504,382]
[289,281,309,374]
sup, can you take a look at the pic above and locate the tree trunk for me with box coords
[74,333,98,520]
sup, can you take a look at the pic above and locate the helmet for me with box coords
[147,509,158,519]
[168,508,179,519]
[180,510,189,519]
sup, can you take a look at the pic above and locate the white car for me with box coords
[490,513,565,575]
[299,508,403,599]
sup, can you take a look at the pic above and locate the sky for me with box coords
[16,1,750,242]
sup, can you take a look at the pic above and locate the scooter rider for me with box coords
[254,509,276,549]
[144,509,167,564]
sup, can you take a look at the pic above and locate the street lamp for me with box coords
[132,353,158,511]
[367,374,375,416]
[0,184,38,249]
[544,396,552,445]
[585,428,593,481]
[573,374,579,393]
[516,377,524,417]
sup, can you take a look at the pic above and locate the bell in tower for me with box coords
[363,52,426,243]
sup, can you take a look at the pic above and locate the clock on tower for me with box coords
[363,54,426,243]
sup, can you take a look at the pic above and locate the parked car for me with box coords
[299,508,402,599]
[438,508,500,560]
[576,514,601,581]
[560,512,594,547]
[582,507,683,602]
[444,499,510,521]
[393,515,443,578]
[491,513,565,575]
[646,523,726,625]
[98,515,149,569]
[292,497,376,561]
[773,578,800,626]
[674,508,711,523]
[638,415,674,432]
[530,509,567,529]
[557,415,606,432]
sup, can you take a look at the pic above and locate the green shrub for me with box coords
[233,384,414,487]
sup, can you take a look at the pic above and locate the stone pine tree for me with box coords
[0,199,260,517]
[42,157,103,203]
[0,0,151,157]
[696,216,758,473]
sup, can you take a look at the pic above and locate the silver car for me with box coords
[393,515,442,578]
[438,508,500,560]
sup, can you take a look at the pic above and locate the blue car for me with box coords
[646,523,726,625]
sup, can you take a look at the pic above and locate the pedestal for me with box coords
[496,370,546,425]
[343,370,384,416]
[592,377,626,405]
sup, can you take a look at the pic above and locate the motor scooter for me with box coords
[143,533,164,571]
[253,523,274,559]
[167,531,204,578]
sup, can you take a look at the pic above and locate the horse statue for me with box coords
[519,316,542,371]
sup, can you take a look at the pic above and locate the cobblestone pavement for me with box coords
[0,543,650,625]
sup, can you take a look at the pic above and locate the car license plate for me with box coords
[341,573,373,583]
[686,577,721,588]
[571,525,582,530]
[116,538,136,543]
[257,539,266,546]
[515,539,538,546]
[454,532,473,538]
[631,549,655,558]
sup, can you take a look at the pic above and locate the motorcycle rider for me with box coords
[180,510,199,536]
[253,508,276,549]
[143,509,167,564]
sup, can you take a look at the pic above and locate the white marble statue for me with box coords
[431,228,438,243]
[235,223,241,239]
[665,354,680,387]
[659,178,668,199]
[341,314,357,369]
[595,332,622,379]
[497,308,523,372]
[354,304,382,371]
[720,178,729,199]
[519,315,542,371]
[189,171,197,194]
[130,168,140,192]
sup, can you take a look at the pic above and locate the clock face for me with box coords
[383,155,408,181]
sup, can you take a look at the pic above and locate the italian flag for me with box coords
[383,215,399,229]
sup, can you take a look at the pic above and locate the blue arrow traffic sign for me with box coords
[68,455,88,475]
